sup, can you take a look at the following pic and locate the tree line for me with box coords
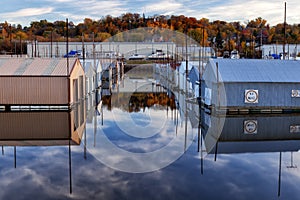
[1,13,299,58]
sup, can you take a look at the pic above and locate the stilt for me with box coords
[69,140,72,194]
[84,127,87,160]
[14,146,16,168]
[214,141,218,162]
[200,131,203,175]
[278,152,282,197]
[5,105,11,111]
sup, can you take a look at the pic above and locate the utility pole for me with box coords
[283,2,287,60]
[9,24,12,57]
[19,35,22,57]
[66,18,69,76]
[50,29,53,58]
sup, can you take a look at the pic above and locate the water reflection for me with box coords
[0,106,85,146]
[86,74,196,173]
[201,112,300,197]
[0,66,300,199]
[202,113,300,154]
[0,102,86,195]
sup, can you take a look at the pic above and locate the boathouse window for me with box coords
[79,75,84,100]
[73,79,78,102]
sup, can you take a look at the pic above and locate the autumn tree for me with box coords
[0,13,300,57]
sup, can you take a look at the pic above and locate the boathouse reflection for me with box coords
[201,113,300,196]
[0,101,86,193]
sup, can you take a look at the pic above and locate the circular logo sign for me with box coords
[244,120,258,134]
[245,90,258,103]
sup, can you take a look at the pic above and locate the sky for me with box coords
[0,0,299,27]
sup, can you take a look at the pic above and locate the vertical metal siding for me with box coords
[0,112,70,139]
[0,76,68,105]
[224,82,300,108]
[220,115,300,141]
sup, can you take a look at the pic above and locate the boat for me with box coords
[230,50,240,59]
[64,50,82,58]
[147,49,169,60]
[128,53,146,60]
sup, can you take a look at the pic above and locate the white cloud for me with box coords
[51,0,73,2]
[0,0,299,26]
[0,7,54,18]
[0,7,55,25]
[188,0,299,25]
[81,0,128,16]
[143,0,182,14]
[204,1,283,24]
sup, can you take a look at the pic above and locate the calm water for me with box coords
[1,71,300,200]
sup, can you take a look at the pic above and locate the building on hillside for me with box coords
[26,41,176,59]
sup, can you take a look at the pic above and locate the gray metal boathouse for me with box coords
[202,59,300,112]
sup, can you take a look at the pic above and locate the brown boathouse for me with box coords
[0,57,85,110]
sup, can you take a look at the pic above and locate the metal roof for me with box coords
[208,59,300,83]
[0,57,78,76]
[178,61,196,74]
[80,59,101,74]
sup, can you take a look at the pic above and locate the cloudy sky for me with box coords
[0,0,298,26]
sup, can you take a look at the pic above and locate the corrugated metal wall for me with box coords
[202,114,300,154]
[0,112,70,140]
[224,82,300,108]
[220,115,300,141]
[0,108,86,145]
[0,76,69,105]
[0,58,85,106]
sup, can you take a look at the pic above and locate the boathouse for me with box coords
[0,57,85,110]
[202,59,300,112]
[81,59,102,95]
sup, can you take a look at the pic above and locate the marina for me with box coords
[0,60,299,199]
[0,37,300,199]
[0,0,300,198]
